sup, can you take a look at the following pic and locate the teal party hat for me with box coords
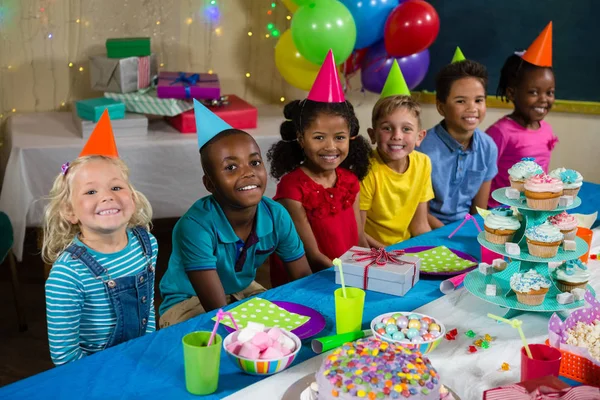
[194,99,233,149]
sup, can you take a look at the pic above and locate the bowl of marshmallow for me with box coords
[223,322,301,376]
[370,311,446,354]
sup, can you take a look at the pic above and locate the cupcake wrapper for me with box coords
[563,188,580,197]
[556,281,588,293]
[516,292,547,306]
[510,180,526,192]
[560,228,577,241]
[485,231,515,244]
[527,241,559,258]
[526,196,560,211]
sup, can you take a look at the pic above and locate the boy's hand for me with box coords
[187,269,228,312]
[427,213,445,229]
[409,202,432,237]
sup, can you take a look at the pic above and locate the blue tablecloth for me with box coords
[2,182,598,399]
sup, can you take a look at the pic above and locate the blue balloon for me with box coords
[360,40,430,93]
[340,0,397,50]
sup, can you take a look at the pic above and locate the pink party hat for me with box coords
[307,50,345,103]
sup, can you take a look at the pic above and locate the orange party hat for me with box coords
[79,109,119,158]
[522,22,552,67]
[307,50,345,103]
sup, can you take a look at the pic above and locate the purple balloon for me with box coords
[360,40,430,93]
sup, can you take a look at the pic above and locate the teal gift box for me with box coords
[75,98,126,122]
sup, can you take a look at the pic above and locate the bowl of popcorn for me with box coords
[223,322,301,376]
[370,312,445,354]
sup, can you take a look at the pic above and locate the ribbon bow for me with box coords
[61,162,70,175]
[170,72,201,98]
[521,157,535,162]
[350,248,417,290]
[199,95,230,107]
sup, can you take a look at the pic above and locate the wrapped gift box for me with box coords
[71,107,148,139]
[482,376,590,399]
[106,37,151,58]
[335,246,420,296]
[156,71,220,100]
[90,54,157,93]
[166,95,257,133]
[104,89,193,117]
[75,98,125,122]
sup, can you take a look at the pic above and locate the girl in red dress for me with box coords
[267,99,371,287]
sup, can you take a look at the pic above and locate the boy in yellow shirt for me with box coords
[360,61,434,248]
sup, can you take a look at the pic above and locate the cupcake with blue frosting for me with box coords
[510,269,552,305]
[484,207,521,244]
[508,157,544,192]
[525,223,564,258]
[549,167,583,197]
[552,259,590,293]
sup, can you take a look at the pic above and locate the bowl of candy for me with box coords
[223,322,301,376]
[370,312,445,354]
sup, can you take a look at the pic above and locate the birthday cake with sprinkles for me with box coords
[311,337,441,399]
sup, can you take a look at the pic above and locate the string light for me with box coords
[247,31,253,36]
[12,108,16,113]
[265,34,270,38]
[160,63,165,67]
[271,2,276,7]
[286,15,291,20]
[208,69,214,74]
[156,20,160,25]
[76,18,80,23]
[267,10,272,15]
[186,17,193,25]
[280,97,285,102]
[214,27,222,36]
[60,102,66,107]
[79,66,84,72]
[68,62,73,67]
[272,30,280,37]
[245,72,251,78]
[7,65,12,69]
[47,33,53,39]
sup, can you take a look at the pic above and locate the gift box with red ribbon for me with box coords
[166,95,257,133]
[483,375,599,399]
[156,71,220,100]
[335,246,420,296]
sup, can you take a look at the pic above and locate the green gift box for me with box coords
[106,37,151,59]
[75,98,126,122]
[104,89,193,117]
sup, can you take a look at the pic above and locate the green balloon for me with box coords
[291,0,312,5]
[291,0,357,65]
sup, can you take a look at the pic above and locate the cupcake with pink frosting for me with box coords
[524,174,564,210]
[548,211,578,241]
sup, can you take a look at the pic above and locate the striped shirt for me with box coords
[45,229,158,366]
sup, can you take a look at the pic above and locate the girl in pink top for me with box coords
[487,52,558,207]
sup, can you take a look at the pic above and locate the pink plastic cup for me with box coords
[520,344,562,381]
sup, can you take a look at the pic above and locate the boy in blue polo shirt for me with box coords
[418,50,498,227]
[159,101,312,327]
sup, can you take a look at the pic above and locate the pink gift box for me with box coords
[156,71,221,100]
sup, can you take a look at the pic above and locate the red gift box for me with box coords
[167,95,258,133]
[482,375,600,399]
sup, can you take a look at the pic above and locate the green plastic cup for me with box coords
[182,331,222,395]
[334,287,365,334]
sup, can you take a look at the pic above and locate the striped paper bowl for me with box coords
[223,328,301,376]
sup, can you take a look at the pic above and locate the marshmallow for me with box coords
[548,261,564,272]
[559,195,574,207]
[479,263,494,275]
[557,292,574,305]
[492,259,508,272]
[238,342,261,359]
[486,284,497,296]
[505,242,520,256]
[277,332,296,351]
[563,240,576,251]
[572,288,586,301]
[267,327,282,341]
[259,346,284,360]
[226,341,243,355]
[237,328,259,343]
[246,322,265,332]
[505,188,520,200]
[250,331,272,351]
[281,346,292,356]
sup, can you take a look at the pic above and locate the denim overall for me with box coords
[64,227,154,349]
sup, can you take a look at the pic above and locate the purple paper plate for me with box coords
[402,246,478,277]
[223,301,326,340]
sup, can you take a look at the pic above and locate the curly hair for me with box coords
[267,99,371,181]
[435,60,488,103]
[42,155,153,264]
[496,52,553,102]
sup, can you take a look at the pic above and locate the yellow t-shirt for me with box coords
[360,149,434,246]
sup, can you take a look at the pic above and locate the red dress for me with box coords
[270,167,360,287]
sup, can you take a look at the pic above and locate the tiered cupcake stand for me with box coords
[464,188,595,319]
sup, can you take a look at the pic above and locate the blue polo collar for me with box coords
[209,197,273,244]
[434,121,479,153]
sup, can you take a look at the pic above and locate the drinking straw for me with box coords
[208,309,239,347]
[488,313,532,358]
[448,214,482,239]
[333,258,347,298]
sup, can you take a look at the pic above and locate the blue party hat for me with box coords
[194,99,233,149]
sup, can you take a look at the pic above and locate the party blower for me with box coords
[311,330,372,354]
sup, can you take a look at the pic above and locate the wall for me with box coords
[1,0,598,182]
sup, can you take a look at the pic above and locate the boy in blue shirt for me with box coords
[418,51,498,227]
[159,101,312,327]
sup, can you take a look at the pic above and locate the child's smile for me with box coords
[510,68,555,128]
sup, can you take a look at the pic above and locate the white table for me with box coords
[0,108,285,261]
[224,233,600,400]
